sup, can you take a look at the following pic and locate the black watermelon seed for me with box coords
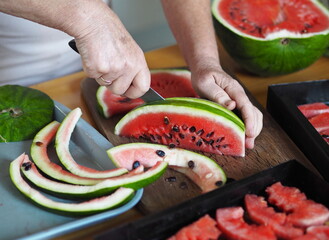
[189,126,196,132]
[196,129,204,136]
[132,161,140,169]
[165,176,176,182]
[165,133,173,139]
[191,136,196,142]
[172,125,180,132]
[188,160,195,169]
[206,131,214,138]
[164,116,170,125]
[22,162,32,171]
[179,182,188,190]
[215,181,223,187]
[156,150,166,157]
[179,133,185,139]
[208,139,214,145]
[169,143,176,149]
[196,139,203,147]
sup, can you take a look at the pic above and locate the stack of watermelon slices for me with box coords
[168,182,329,240]
[298,102,329,144]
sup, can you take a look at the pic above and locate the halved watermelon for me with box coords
[107,142,226,193]
[96,69,198,118]
[115,97,245,156]
[9,153,135,216]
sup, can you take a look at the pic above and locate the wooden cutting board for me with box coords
[81,77,314,214]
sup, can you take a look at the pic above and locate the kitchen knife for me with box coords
[68,39,164,102]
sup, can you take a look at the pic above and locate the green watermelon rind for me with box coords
[0,85,54,142]
[150,68,191,77]
[212,0,329,76]
[22,157,167,199]
[96,86,110,118]
[10,153,136,216]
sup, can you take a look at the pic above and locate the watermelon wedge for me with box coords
[107,142,226,193]
[96,69,198,118]
[115,97,245,156]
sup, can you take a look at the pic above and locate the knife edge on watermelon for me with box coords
[115,97,245,157]
[96,69,198,118]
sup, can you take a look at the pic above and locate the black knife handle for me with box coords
[68,39,79,54]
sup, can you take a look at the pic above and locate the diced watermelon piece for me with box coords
[286,200,329,228]
[309,112,329,132]
[216,207,276,240]
[167,214,221,240]
[298,102,329,119]
[266,182,329,228]
[266,182,307,212]
[244,194,303,239]
[307,226,329,240]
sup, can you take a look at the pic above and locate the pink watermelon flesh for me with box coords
[118,113,244,156]
[216,207,276,240]
[266,182,329,228]
[99,70,198,118]
[167,214,221,240]
[219,0,329,38]
[298,102,329,119]
[306,226,329,240]
[244,194,303,239]
[309,112,329,132]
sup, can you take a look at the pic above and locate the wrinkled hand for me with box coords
[71,2,150,99]
[191,63,263,149]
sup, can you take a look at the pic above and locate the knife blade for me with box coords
[68,39,164,102]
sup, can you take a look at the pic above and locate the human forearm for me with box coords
[161,0,220,71]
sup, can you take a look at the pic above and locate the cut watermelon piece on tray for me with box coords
[320,128,329,144]
[96,69,198,118]
[216,207,276,240]
[266,182,329,228]
[244,194,303,239]
[309,112,329,132]
[167,214,221,240]
[298,102,329,119]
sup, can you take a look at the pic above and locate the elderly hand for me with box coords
[191,60,263,149]
[71,1,150,99]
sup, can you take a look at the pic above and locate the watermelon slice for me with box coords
[115,97,245,156]
[309,112,329,132]
[96,69,198,118]
[216,207,276,240]
[167,214,221,240]
[298,102,329,119]
[107,142,226,193]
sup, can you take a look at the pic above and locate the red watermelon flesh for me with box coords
[266,182,329,228]
[167,214,221,240]
[218,0,329,39]
[298,102,329,119]
[306,226,329,240]
[97,70,198,118]
[244,194,304,239]
[216,207,276,240]
[309,112,329,132]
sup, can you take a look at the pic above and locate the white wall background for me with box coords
[111,0,176,51]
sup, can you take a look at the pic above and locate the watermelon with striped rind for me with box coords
[0,85,54,142]
[115,97,245,157]
[10,153,135,216]
[107,142,227,193]
[96,69,198,118]
[212,0,329,76]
